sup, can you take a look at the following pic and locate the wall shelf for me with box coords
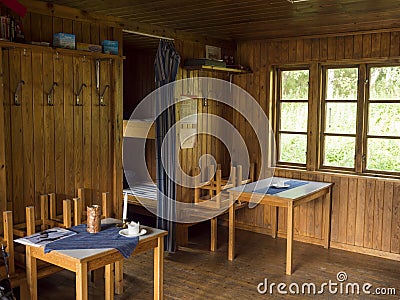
[0,40,124,59]
[183,65,251,74]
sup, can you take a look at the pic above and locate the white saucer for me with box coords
[271,184,290,188]
[119,228,147,238]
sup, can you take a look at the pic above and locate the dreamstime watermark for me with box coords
[257,272,397,296]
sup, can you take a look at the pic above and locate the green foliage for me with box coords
[327,68,358,100]
[279,67,400,172]
[370,66,400,100]
[281,70,309,100]
[324,136,355,168]
[367,139,400,172]
[279,134,307,164]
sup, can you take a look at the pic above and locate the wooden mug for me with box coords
[87,205,101,233]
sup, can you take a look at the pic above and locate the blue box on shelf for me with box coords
[102,40,119,55]
[53,33,76,49]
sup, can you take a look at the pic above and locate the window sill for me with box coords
[275,166,400,181]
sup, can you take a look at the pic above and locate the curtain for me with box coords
[154,39,180,252]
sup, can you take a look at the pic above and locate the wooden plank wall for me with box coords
[0,9,123,224]
[175,40,233,203]
[231,30,400,260]
[123,40,234,204]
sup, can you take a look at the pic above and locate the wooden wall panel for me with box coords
[232,29,400,261]
[0,10,122,224]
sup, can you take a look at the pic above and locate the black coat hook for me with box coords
[47,82,58,106]
[100,84,110,106]
[76,83,87,106]
[14,80,25,106]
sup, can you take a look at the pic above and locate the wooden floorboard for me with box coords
[32,223,400,299]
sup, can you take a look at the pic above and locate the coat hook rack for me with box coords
[76,83,87,106]
[47,82,58,106]
[100,84,110,106]
[14,80,25,106]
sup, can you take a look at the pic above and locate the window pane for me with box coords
[281,70,309,100]
[324,136,355,168]
[326,68,358,100]
[368,103,400,136]
[367,138,400,172]
[370,66,400,100]
[280,102,308,132]
[279,133,307,164]
[325,103,357,134]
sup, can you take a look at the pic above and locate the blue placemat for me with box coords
[254,180,308,195]
[44,224,138,258]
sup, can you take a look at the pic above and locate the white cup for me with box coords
[276,178,286,187]
[127,221,140,235]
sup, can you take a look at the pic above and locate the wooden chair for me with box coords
[194,164,237,209]
[193,163,256,251]
[1,196,72,297]
[73,189,112,226]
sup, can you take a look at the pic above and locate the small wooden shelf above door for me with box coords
[183,65,251,74]
[123,119,155,139]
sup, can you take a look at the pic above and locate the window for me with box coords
[274,63,400,176]
[366,66,400,172]
[321,67,358,169]
[276,68,309,165]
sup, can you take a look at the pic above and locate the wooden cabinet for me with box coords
[0,42,121,223]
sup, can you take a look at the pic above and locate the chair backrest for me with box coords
[73,189,112,225]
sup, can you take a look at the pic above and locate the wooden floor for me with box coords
[32,223,399,299]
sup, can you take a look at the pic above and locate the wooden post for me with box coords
[3,211,14,274]
[102,192,111,218]
[323,187,332,249]
[194,167,200,204]
[40,195,49,230]
[228,193,235,261]
[0,48,7,224]
[271,206,278,239]
[26,206,36,235]
[286,200,294,275]
[249,163,255,182]
[236,165,243,186]
[216,169,221,208]
[210,217,217,251]
[78,188,86,214]
[26,246,37,300]
[154,236,164,300]
[208,164,215,197]
[49,193,57,220]
[76,262,88,300]
[105,263,114,300]
[230,165,236,187]
[115,260,124,295]
[63,199,72,228]
[73,197,82,226]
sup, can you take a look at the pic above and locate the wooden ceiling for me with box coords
[42,0,400,43]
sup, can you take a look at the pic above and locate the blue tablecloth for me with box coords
[254,180,308,195]
[44,224,139,258]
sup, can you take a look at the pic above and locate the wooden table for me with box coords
[25,219,167,300]
[228,177,333,275]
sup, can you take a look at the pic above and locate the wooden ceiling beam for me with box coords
[19,0,235,48]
